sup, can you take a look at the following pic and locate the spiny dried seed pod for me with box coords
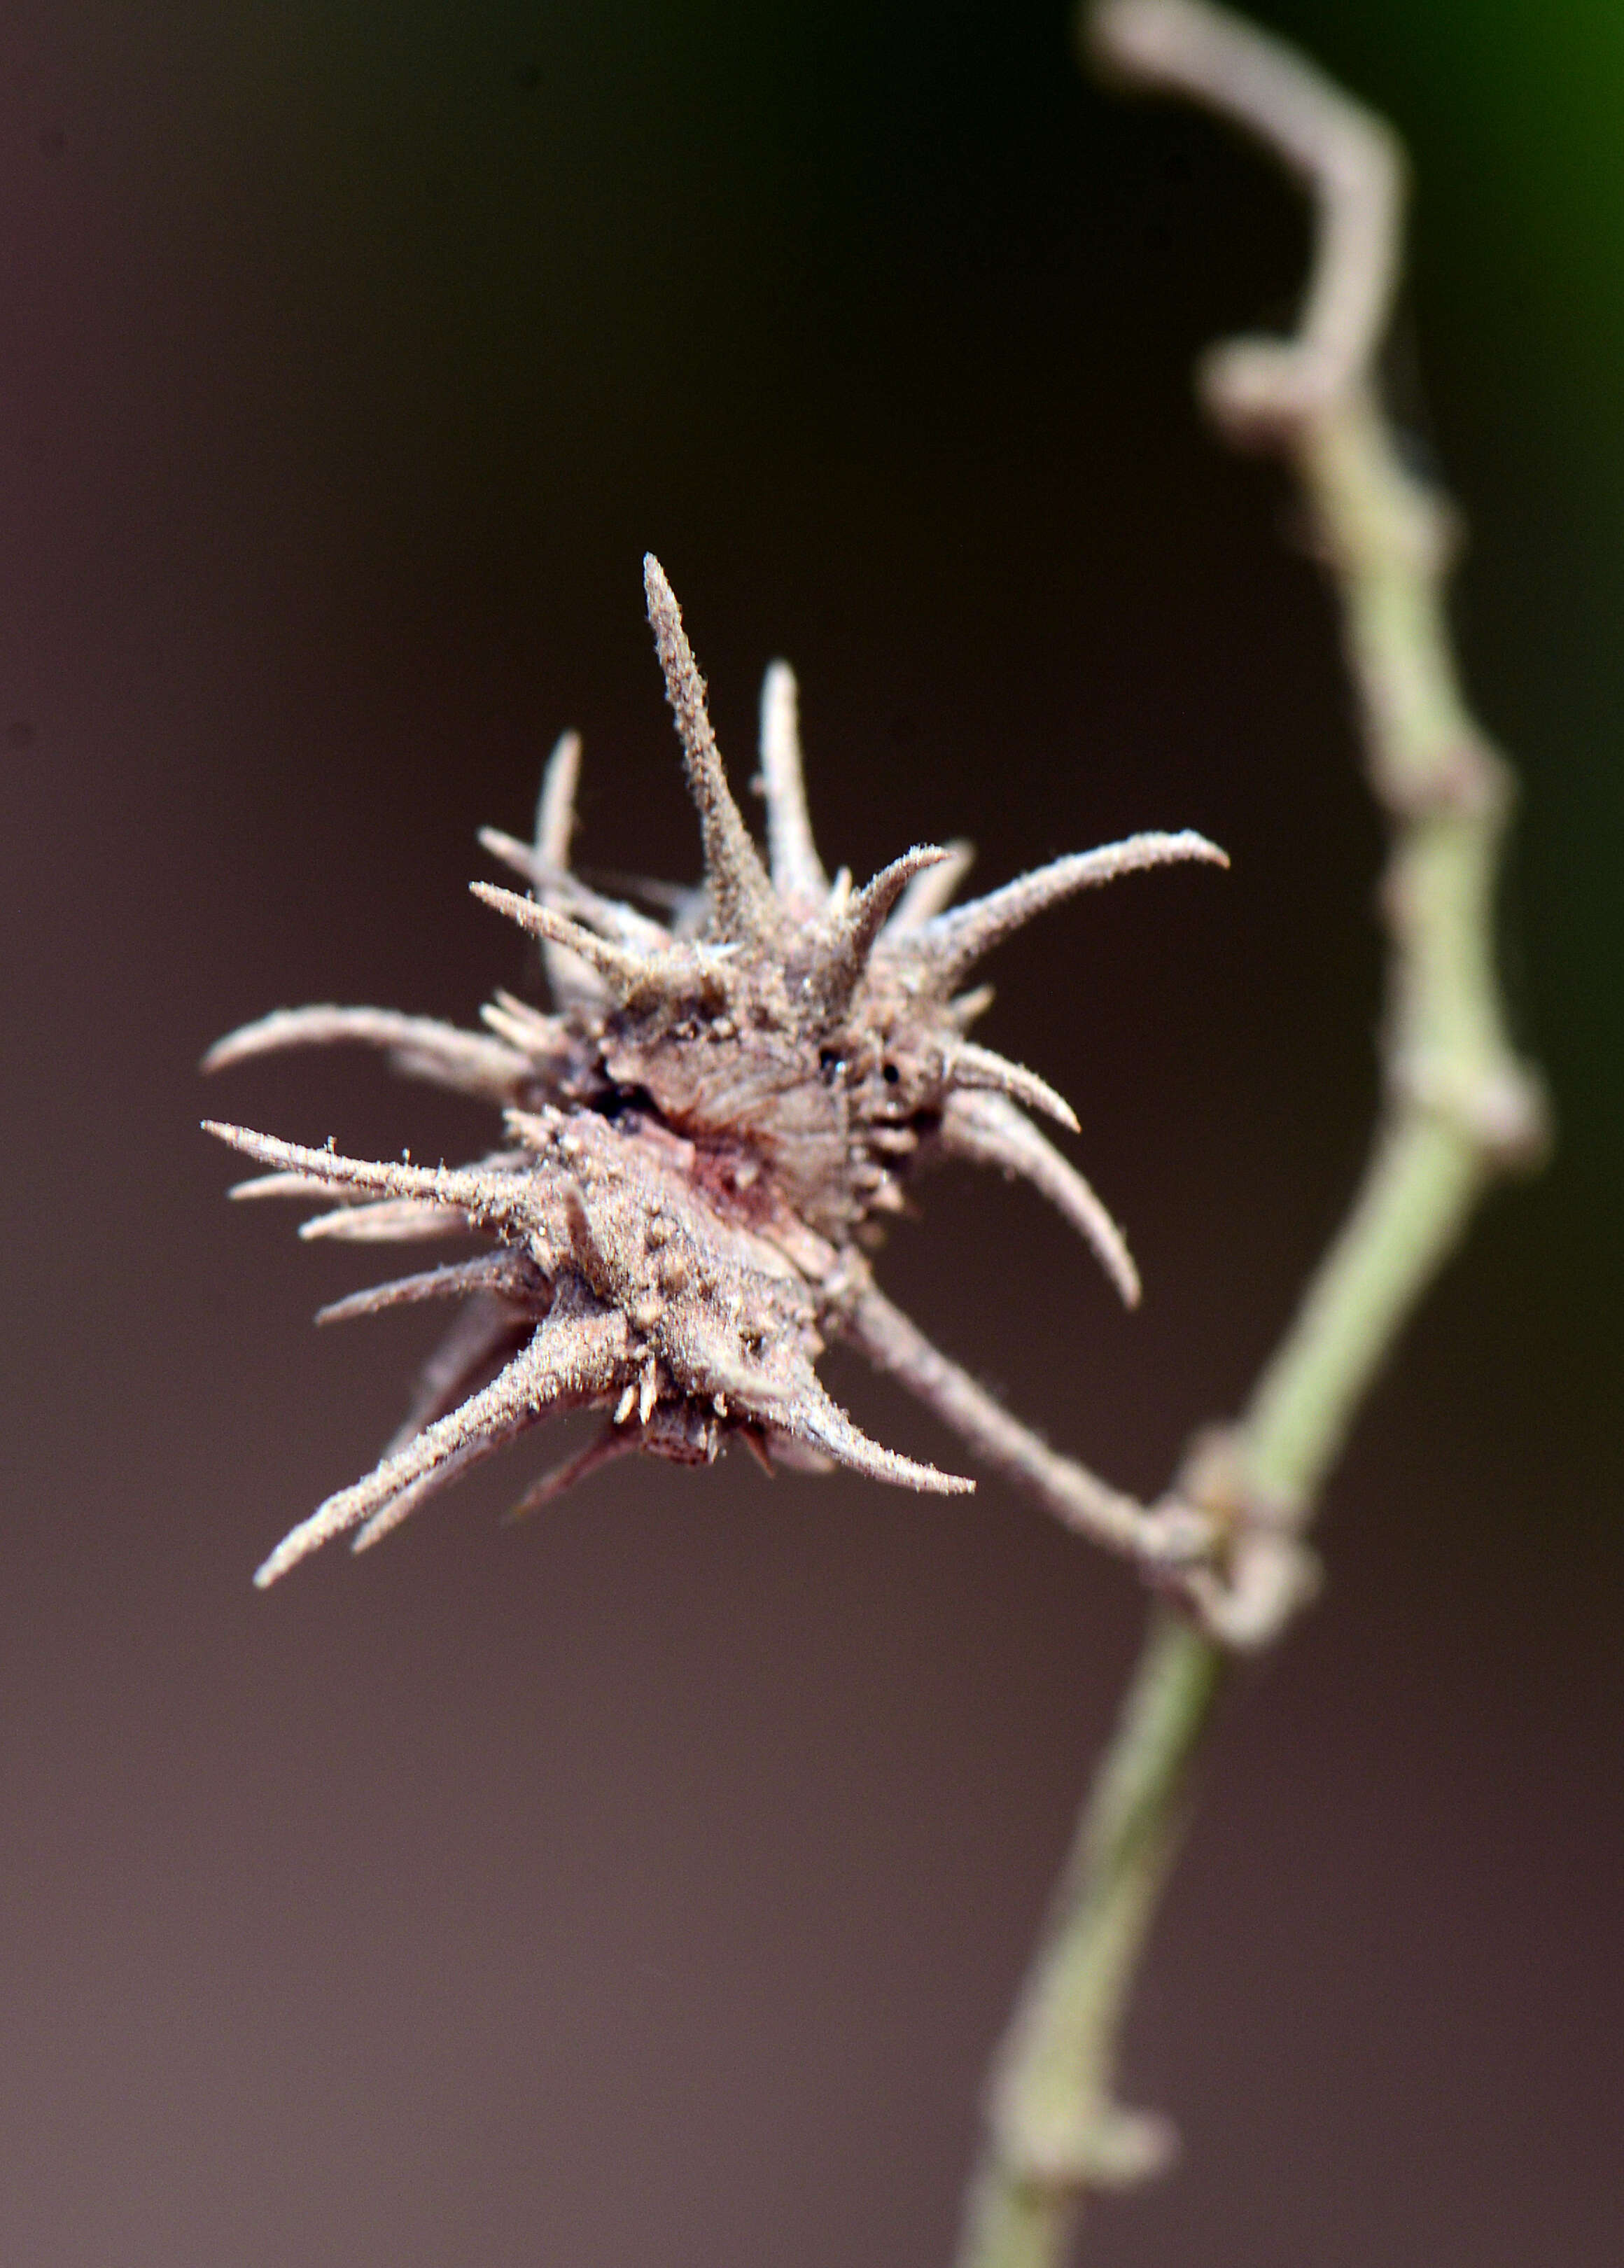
[206,555,1226,1586]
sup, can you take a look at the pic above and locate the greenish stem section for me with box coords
[952,20,1547,2267]
[1236,393,1542,1517]
[1241,1112,1478,1508]
[953,1613,1224,2268]
[955,393,1541,2268]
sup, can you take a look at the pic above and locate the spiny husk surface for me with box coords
[207,556,1225,1583]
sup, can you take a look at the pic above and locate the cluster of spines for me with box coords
[206,554,1225,1581]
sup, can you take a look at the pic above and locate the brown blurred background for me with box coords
[1,4,1619,2263]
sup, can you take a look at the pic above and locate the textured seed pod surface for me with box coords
[206,556,1226,1585]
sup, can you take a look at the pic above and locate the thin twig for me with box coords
[844,1287,1203,1569]
[953,6,1548,2260]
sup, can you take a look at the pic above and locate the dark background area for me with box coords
[1,4,1619,2262]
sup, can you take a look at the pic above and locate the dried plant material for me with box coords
[207,553,1224,1585]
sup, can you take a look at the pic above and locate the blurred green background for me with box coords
[1,5,1618,2264]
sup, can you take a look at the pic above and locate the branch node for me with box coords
[1390,1053,1553,1172]
[997,2101,1181,2192]
[1182,1530,1324,1651]
[1196,337,1325,449]
[1159,1427,1322,1646]
[1377,735,1513,825]
[1080,2107,1182,2189]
